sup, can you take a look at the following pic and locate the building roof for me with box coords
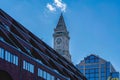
[77,54,117,72]
[0,9,86,80]
[85,54,106,61]
[54,13,67,32]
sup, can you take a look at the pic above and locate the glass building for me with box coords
[0,9,86,80]
[76,54,119,80]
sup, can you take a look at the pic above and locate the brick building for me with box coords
[0,9,86,80]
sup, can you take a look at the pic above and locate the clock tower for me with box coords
[53,13,71,62]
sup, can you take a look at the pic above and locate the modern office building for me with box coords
[76,54,119,80]
[0,9,86,80]
[53,13,71,62]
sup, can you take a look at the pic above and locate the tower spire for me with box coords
[55,13,67,32]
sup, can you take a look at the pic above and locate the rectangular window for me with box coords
[106,62,110,68]
[13,55,16,64]
[23,60,26,69]
[90,73,94,77]
[0,48,4,59]
[51,76,54,80]
[5,51,11,62]
[47,73,51,80]
[80,66,84,69]
[101,68,105,73]
[30,64,34,73]
[85,74,89,78]
[95,73,99,77]
[101,72,106,77]
[38,68,43,77]
[85,69,89,74]
[95,59,99,63]
[90,69,94,73]
[95,68,99,73]
[90,59,94,63]
[43,71,47,79]
[101,77,105,80]
[10,54,13,63]
[101,64,105,68]
[15,56,18,66]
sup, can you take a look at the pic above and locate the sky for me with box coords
[0,0,120,72]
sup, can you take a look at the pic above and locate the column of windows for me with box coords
[0,47,18,66]
[38,68,56,80]
[23,60,34,73]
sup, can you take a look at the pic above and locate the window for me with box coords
[15,56,18,65]
[13,54,16,64]
[47,73,51,80]
[23,60,34,73]
[95,73,99,77]
[101,77,105,80]
[90,69,94,73]
[30,63,34,73]
[85,74,89,78]
[5,51,10,62]
[101,72,106,77]
[38,68,43,77]
[85,69,89,74]
[106,62,110,68]
[0,48,4,59]
[43,71,47,79]
[101,68,105,73]
[101,64,105,68]
[90,73,94,77]
[23,60,26,69]
[51,75,54,80]
[80,66,84,69]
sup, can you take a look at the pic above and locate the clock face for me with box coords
[56,38,62,44]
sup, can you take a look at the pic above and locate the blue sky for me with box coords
[0,0,120,72]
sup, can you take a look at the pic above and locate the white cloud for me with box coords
[54,0,66,12]
[46,0,67,12]
[46,3,56,12]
